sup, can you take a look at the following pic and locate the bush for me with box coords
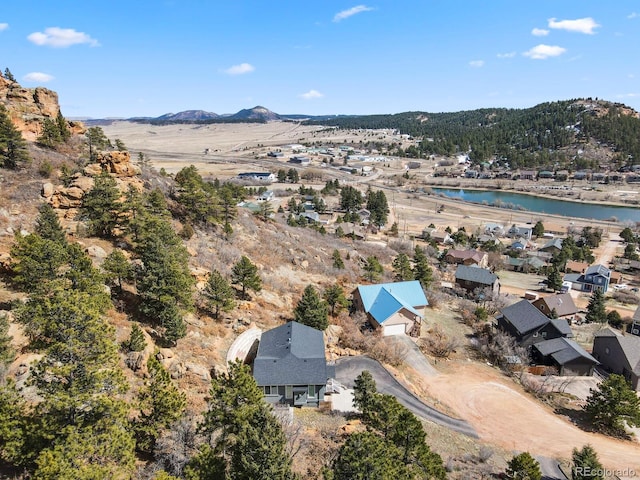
[38,160,53,178]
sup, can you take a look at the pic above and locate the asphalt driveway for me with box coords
[334,355,477,438]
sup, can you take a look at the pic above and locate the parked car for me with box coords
[613,284,628,290]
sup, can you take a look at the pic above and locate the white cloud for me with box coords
[333,5,373,22]
[469,60,484,68]
[23,72,54,83]
[531,28,549,36]
[628,12,638,19]
[523,44,567,60]
[548,17,600,34]
[27,27,99,47]
[300,89,323,99]
[223,63,255,75]
[0,23,8,32]
[497,52,516,59]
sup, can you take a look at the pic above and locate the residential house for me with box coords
[539,238,564,254]
[253,321,333,407]
[573,171,588,180]
[484,223,505,237]
[628,306,640,337]
[538,170,554,179]
[423,228,452,245]
[510,239,529,251]
[563,264,611,293]
[565,261,588,274]
[257,190,274,201]
[238,172,276,182]
[532,293,579,321]
[506,256,546,273]
[352,280,428,336]
[444,249,488,268]
[289,156,310,165]
[610,271,623,285]
[544,222,567,236]
[454,265,500,296]
[519,170,536,180]
[532,337,598,376]
[496,299,573,347]
[592,328,640,390]
[507,225,533,240]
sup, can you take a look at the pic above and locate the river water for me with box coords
[430,188,640,223]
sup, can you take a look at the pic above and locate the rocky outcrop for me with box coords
[0,75,84,141]
[86,151,141,177]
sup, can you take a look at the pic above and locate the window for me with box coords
[285,385,293,399]
[264,386,279,395]
[308,385,316,397]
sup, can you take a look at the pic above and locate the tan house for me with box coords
[444,249,488,268]
[532,293,579,321]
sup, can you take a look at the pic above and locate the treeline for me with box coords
[305,99,640,169]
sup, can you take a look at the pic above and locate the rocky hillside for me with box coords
[0,75,84,141]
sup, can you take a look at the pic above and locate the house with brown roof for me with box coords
[592,328,640,390]
[444,249,488,268]
[532,293,579,321]
[565,261,588,274]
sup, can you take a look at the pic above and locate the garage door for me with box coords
[383,324,406,336]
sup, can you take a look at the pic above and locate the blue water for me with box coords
[431,188,640,223]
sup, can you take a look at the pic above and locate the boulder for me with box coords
[85,245,107,260]
[42,182,54,197]
[185,362,211,381]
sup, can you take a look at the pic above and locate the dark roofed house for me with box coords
[454,265,500,296]
[496,299,572,347]
[539,238,564,254]
[532,337,598,376]
[253,321,333,407]
[532,293,579,321]
[592,328,640,390]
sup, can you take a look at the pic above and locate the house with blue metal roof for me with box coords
[352,280,428,336]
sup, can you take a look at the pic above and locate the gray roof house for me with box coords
[564,264,611,293]
[454,265,500,296]
[539,238,564,253]
[592,328,640,390]
[253,321,333,407]
[532,337,598,376]
[496,299,573,347]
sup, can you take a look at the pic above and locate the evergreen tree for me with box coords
[123,322,147,352]
[363,256,383,282]
[532,220,545,237]
[324,284,349,316]
[584,374,640,436]
[623,243,639,261]
[546,266,563,292]
[231,256,262,299]
[256,200,274,222]
[56,111,70,141]
[571,444,603,480]
[505,452,541,480]
[412,246,433,289]
[620,227,637,244]
[0,104,30,169]
[332,249,345,269]
[134,353,187,454]
[366,189,389,228]
[37,117,62,148]
[102,248,134,292]
[0,379,28,466]
[195,361,295,479]
[585,290,607,324]
[114,138,127,151]
[353,370,377,414]
[4,68,15,82]
[392,253,414,281]
[81,171,122,238]
[85,126,110,161]
[202,270,236,319]
[294,284,329,330]
[339,185,364,213]
[34,203,66,245]
[10,232,68,293]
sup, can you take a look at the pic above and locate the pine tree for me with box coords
[505,452,541,480]
[332,249,345,269]
[123,323,146,352]
[102,248,133,292]
[412,246,433,289]
[571,444,603,480]
[37,118,62,148]
[584,374,640,435]
[353,370,377,414]
[532,220,545,237]
[231,256,262,299]
[4,68,16,82]
[0,104,29,169]
[56,111,70,141]
[363,256,383,282]
[202,270,236,319]
[324,284,349,316]
[134,353,186,454]
[34,203,66,245]
[585,290,607,323]
[10,232,68,293]
[114,138,127,151]
[294,284,329,330]
[81,171,122,238]
[392,253,414,281]
[547,266,563,292]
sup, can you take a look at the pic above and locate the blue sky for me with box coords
[1,1,639,118]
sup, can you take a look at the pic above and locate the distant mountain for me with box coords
[155,110,219,122]
[229,106,280,122]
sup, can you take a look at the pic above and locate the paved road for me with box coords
[536,456,568,480]
[334,355,478,438]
